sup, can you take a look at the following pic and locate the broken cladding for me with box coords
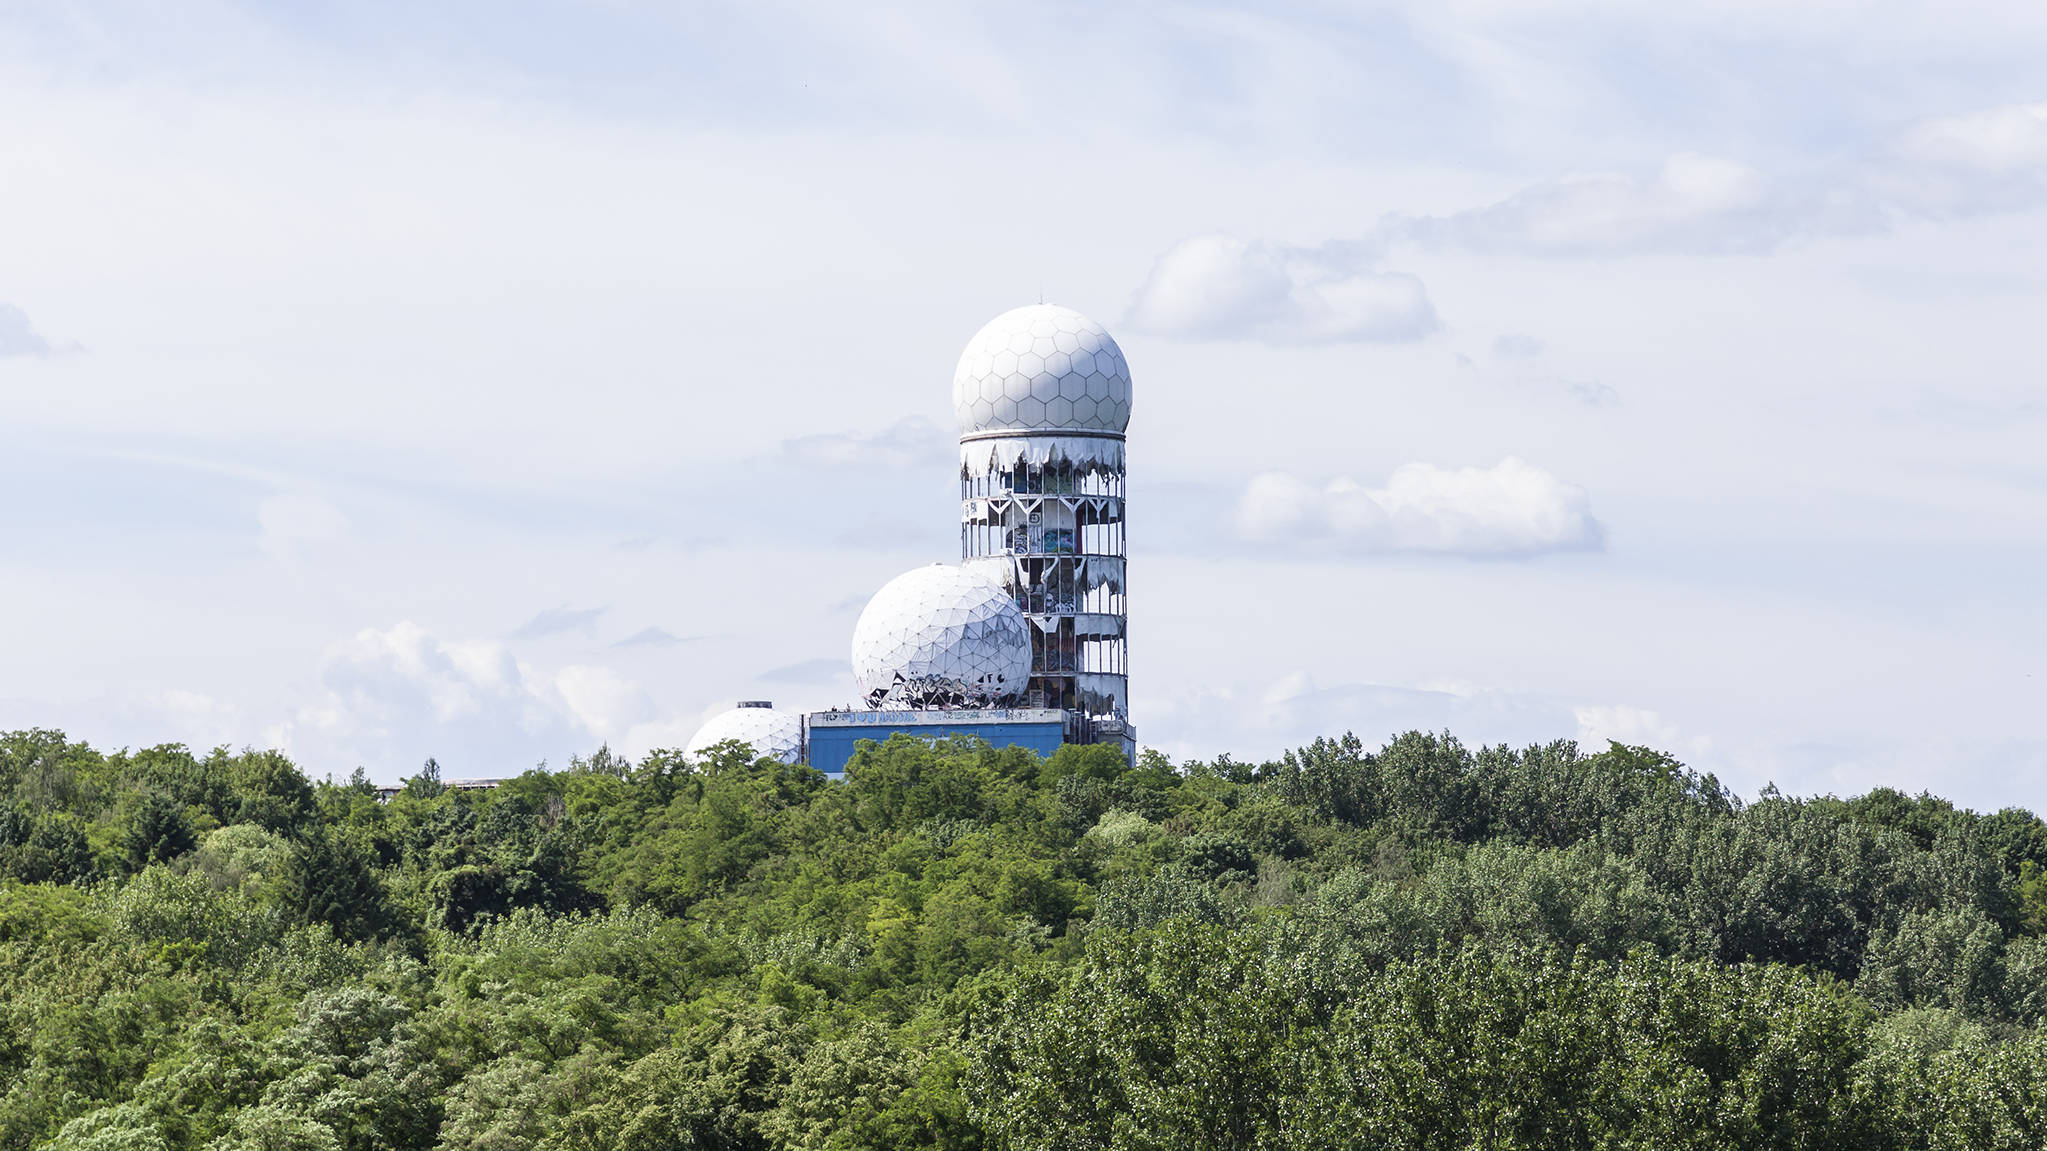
[953,304,1132,742]
[684,301,1136,762]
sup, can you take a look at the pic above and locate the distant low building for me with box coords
[373,777,506,803]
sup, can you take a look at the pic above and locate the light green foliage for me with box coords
[189,825,292,893]
[203,1105,341,1151]
[1856,906,2008,1014]
[48,1106,171,1151]
[0,727,2044,1149]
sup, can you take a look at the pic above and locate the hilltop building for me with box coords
[688,303,1135,771]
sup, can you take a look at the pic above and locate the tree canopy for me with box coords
[1,727,2043,1149]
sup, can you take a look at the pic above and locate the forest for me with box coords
[1,726,2044,1150]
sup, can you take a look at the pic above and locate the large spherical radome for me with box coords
[685,705,805,764]
[851,565,1033,708]
[953,304,1132,437]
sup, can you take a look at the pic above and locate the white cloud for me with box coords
[257,620,729,776]
[271,622,590,776]
[1125,234,1438,344]
[0,303,52,356]
[1398,153,1799,256]
[553,663,653,742]
[150,688,244,752]
[782,417,949,470]
[1236,458,1603,557]
[1142,670,1582,764]
[1879,101,2047,217]
[1382,102,2047,260]
[1574,704,1710,760]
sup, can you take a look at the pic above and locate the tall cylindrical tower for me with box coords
[953,304,1131,750]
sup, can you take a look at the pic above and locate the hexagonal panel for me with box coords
[953,304,1132,437]
[850,566,1033,708]
[685,706,804,764]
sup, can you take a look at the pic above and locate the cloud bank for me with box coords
[0,304,52,357]
[1879,100,2047,218]
[781,417,950,470]
[1575,704,1712,761]
[1236,458,1603,557]
[1125,234,1438,344]
[268,621,717,776]
[1396,153,1802,256]
[1384,100,2047,259]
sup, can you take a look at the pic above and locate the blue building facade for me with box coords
[805,708,1066,774]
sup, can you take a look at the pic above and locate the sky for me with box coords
[2,1,2045,809]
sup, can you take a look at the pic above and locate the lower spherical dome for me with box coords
[685,704,804,764]
[851,565,1032,708]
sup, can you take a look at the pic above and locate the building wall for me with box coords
[806,716,1065,774]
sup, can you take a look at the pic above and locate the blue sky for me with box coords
[2,2,2045,808]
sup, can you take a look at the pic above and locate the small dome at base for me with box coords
[685,704,804,764]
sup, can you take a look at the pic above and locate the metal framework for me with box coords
[954,305,1131,748]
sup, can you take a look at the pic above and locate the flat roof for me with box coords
[807,708,1065,728]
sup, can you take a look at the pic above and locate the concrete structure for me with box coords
[806,708,1066,774]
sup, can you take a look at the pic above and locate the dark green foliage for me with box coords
[1,726,2044,1149]
[125,794,196,869]
[0,811,94,883]
[280,828,399,942]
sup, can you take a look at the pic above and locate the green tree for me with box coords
[280,829,400,942]
[125,793,197,870]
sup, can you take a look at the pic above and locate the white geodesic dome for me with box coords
[953,304,1132,437]
[851,564,1033,708]
[685,704,805,764]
